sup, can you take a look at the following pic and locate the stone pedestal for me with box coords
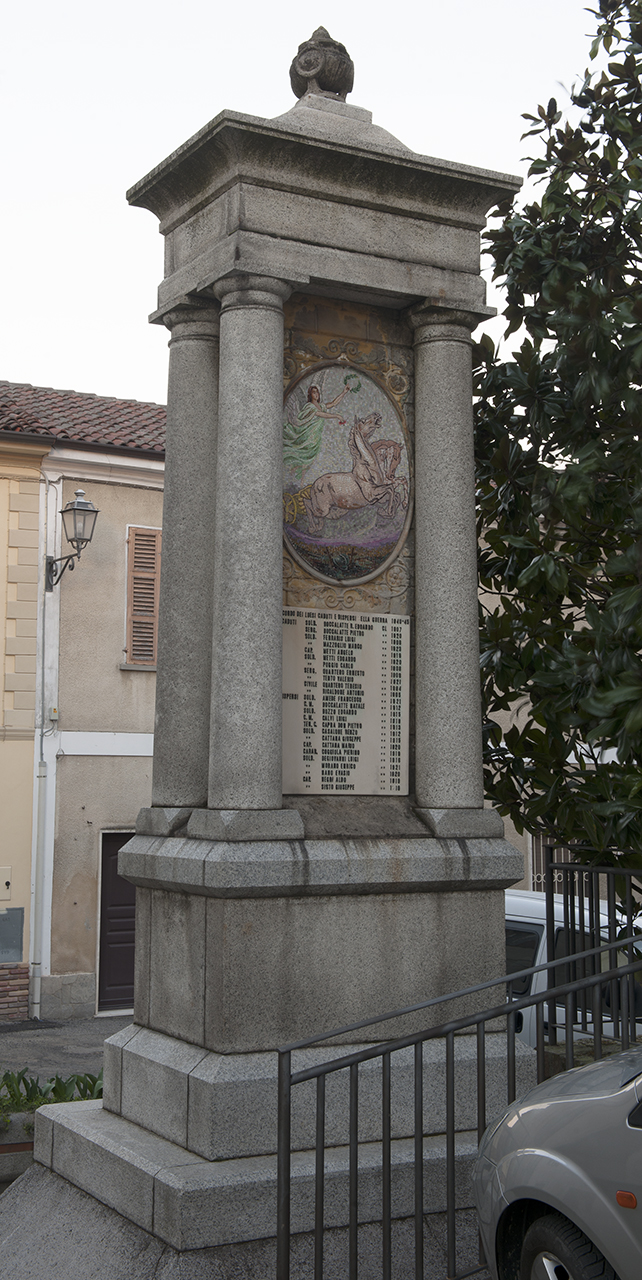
[15,823,523,1270]
[4,35,524,1276]
[122,834,518,1053]
[26,1027,535,1259]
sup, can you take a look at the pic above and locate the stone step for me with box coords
[104,1023,536,1160]
[35,1100,479,1252]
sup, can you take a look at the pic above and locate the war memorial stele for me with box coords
[3,27,524,1278]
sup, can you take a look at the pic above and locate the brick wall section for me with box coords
[0,963,29,1021]
[4,479,39,729]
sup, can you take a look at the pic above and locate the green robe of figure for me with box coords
[283,400,328,482]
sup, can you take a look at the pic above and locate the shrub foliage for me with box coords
[475,1,642,863]
[0,1067,103,1127]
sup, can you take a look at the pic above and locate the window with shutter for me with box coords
[126,527,161,666]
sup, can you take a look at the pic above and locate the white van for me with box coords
[504,888,639,1047]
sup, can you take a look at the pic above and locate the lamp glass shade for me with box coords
[61,489,99,552]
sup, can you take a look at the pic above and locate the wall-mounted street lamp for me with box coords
[46,489,99,591]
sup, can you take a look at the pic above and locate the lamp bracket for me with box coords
[46,553,79,592]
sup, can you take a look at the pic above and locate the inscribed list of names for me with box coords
[282,608,410,795]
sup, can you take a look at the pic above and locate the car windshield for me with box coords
[505,922,543,995]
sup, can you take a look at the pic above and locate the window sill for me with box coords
[119,662,157,672]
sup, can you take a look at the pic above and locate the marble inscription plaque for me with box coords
[282,608,409,795]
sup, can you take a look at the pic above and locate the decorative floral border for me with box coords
[284,335,413,420]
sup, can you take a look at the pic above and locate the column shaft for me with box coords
[151,304,220,808]
[208,277,290,810]
[412,311,483,809]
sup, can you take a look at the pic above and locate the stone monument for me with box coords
[1,28,523,1277]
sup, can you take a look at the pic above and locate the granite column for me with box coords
[410,307,487,827]
[150,302,220,814]
[187,274,302,839]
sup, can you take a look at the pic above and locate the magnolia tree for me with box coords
[475,0,642,865]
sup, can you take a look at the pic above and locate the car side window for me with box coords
[553,927,606,999]
[554,927,603,963]
[505,923,544,995]
[553,927,642,1016]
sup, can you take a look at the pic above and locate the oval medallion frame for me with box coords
[283,361,414,586]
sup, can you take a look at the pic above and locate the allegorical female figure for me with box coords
[283,383,350,481]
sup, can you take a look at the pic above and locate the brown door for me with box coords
[98,832,136,1011]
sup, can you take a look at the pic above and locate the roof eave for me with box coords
[0,430,165,461]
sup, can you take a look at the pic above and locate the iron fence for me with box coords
[531,834,568,889]
[276,858,642,1280]
[543,852,642,1047]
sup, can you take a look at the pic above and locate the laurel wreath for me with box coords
[343,372,361,393]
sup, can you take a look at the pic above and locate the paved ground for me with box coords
[2,1165,490,1280]
[0,1015,132,1081]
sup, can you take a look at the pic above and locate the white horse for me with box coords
[303,413,408,536]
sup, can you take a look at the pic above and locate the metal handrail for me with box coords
[278,930,642,1056]
[277,926,642,1280]
[286,955,642,1085]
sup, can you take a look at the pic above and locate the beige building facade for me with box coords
[45,465,162,1016]
[0,437,49,1019]
[0,382,165,1020]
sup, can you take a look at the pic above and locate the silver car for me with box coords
[474,1046,642,1279]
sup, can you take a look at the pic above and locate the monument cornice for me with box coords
[120,832,522,899]
[132,98,519,322]
[127,107,521,237]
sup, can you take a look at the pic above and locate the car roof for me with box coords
[505,888,608,927]
[505,889,548,920]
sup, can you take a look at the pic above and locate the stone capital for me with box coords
[214,274,292,314]
[406,302,490,346]
[161,299,220,344]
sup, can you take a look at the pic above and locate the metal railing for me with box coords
[276,860,642,1280]
[543,851,642,1047]
[531,834,569,889]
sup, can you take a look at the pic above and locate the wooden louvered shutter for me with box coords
[126,527,161,665]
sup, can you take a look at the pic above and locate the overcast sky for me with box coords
[3,0,596,406]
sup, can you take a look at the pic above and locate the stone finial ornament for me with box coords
[289,27,354,101]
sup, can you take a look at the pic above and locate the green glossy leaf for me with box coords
[474,0,642,865]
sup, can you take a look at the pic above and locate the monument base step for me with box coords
[103,1023,537,1160]
[0,1162,485,1280]
[34,1100,478,1251]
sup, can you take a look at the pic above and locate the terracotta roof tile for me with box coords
[0,381,166,453]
